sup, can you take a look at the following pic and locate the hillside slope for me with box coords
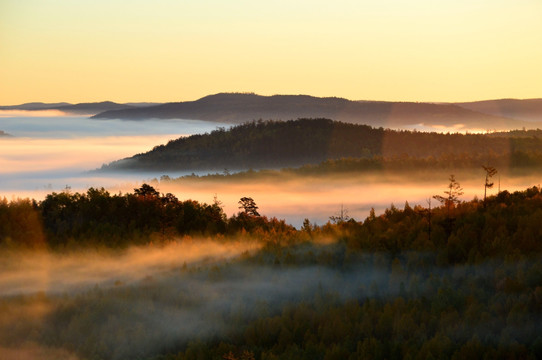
[99,118,542,172]
[92,93,530,130]
[456,98,542,122]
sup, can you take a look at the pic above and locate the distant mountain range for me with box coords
[99,118,542,173]
[3,94,542,130]
[0,101,161,115]
[90,93,542,131]
[0,130,12,137]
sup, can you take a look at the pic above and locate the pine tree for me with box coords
[433,174,463,218]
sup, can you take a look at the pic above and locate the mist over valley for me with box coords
[4,0,542,357]
[1,99,542,360]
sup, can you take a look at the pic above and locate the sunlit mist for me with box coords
[0,109,68,117]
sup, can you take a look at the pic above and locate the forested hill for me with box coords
[99,118,542,172]
[457,98,542,122]
[91,92,530,130]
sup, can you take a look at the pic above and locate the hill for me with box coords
[55,101,137,114]
[91,93,532,130]
[456,98,542,122]
[0,101,159,115]
[98,118,542,172]
[0,102,71,110]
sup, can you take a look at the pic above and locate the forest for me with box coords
[100,119,542,173]
[1,183,541,359]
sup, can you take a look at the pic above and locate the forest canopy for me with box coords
[1,184,542,359]
[99,118,542,173]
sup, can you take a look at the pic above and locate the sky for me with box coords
[1,0,542,104]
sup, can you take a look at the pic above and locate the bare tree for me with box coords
[482,165,498,206]
[329,204,350,224]
[416,197,433,241]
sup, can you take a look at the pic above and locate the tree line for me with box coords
[2,181,542,262]
[0,185,292,249]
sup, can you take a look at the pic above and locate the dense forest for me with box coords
[1,184,541,359]
[100,118,542,172]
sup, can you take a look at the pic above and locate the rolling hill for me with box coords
[0,101,161,115]
[0,102,71,110]
[456,98,542,122]
[98,118,542,173]
[91,93,533,131]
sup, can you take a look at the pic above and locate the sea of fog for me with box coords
[0,111,228,189]
[1,111,540,227]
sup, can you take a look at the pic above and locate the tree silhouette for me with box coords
[416,198,433,241]
[238,197,260,216]
[134,184,160,198]
[482,165,498,206]
[433,174,463,218]
[329,204,350,224]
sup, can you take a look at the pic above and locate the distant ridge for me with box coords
[4,95,541,130]
[0,130,12,137]
[91,93,535,131]
[55,101,137,114]
[0,102,71,110]
[455,98,542,122]
[0,101,161,115]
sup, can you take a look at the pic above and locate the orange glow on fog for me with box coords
[0,110,68,117]
[0,135,184,173]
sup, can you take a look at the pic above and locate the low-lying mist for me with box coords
[2,240,540,360]
[0,114,229,195]
[4,167,540,228]
[110,169,542,227]
[0,240,263,359]
[2,112,542,228]
[0,240,261,296]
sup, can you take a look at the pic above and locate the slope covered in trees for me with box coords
[99,118,542,172]
[91,93,531,130]
[1,185,542,359]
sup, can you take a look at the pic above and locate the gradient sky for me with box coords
[1,0,541,104]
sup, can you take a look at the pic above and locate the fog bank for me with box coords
[1,242,539,360]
